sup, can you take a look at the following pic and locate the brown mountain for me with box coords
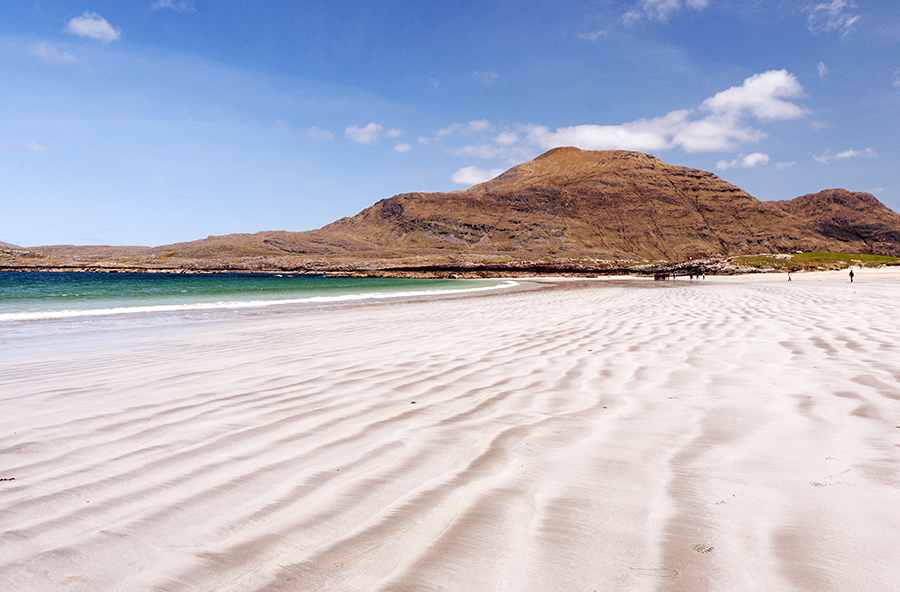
[774,188,900,253]
[4,148,900,271]
[274,147,900,261]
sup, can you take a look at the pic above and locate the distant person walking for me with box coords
[849,269,855,283]
[788,272,792,281]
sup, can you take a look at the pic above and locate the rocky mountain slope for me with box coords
[265,147,900,261]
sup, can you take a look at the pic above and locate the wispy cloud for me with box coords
[775,161,797,169]
[64,12,121,43]
[436,120,492,138]
[818,62,828,80]
[346,123,383,144]
[716,153,770,170]
[392,143,411,153]
[813,147,876,164]
[473,71,502,85]
[624,0,708,22]
[893,69,900,88]
[576,30,608,41]
[31,42,77,65]
[1,142,47,155]
[307,126,334,140]
[806,0,860,36]
[451,166,505,186]
[24,142,47,155]
[151,0,196,13]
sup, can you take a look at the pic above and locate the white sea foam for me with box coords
[0,280,518,322]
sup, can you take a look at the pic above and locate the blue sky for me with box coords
[1,0,898,247]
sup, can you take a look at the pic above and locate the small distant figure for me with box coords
[849,269,854,283]
[788,272,792,281]
[673,272,676,280]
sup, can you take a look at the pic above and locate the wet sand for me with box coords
[2,270,900,591]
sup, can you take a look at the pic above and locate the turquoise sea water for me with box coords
[0,272,514,322]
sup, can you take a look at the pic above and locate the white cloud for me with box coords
[525,116,677,153]
[806,0,860,36]
[625,0,708,22]
[151,0,196,13]
[0,145,15,154]
[493,131,519,145]
[818,62,828,80]
[24,142,47,155]
[716,152,770,170]
[387,128,403,138]
[64,12,121,43]
[306,126,334,140]
[700,70,807,121]
[813,147,877,164]
[451,166,505,186]
[31,42,77,64]
[775,161,797,169]
[345,123,383,144]
[522,70,807,154]
[393,143,411,153]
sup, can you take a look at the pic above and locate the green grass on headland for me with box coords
[731,252,900,271]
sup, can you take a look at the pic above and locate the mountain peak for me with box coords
[475,148,668,193]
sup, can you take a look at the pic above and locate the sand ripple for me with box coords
[2,272,900,591]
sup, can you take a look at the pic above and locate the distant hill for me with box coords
[0,240,21,249]
[774,188,900,252]
[4,148,900,272]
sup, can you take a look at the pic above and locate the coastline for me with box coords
[2,272,900,591]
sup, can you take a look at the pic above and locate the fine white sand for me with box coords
[2,270,900,591]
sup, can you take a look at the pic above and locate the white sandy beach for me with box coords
[2,270,900,591]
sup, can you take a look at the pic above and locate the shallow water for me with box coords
[0,272,512,322]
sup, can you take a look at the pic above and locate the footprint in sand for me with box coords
[692,544,714,554]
